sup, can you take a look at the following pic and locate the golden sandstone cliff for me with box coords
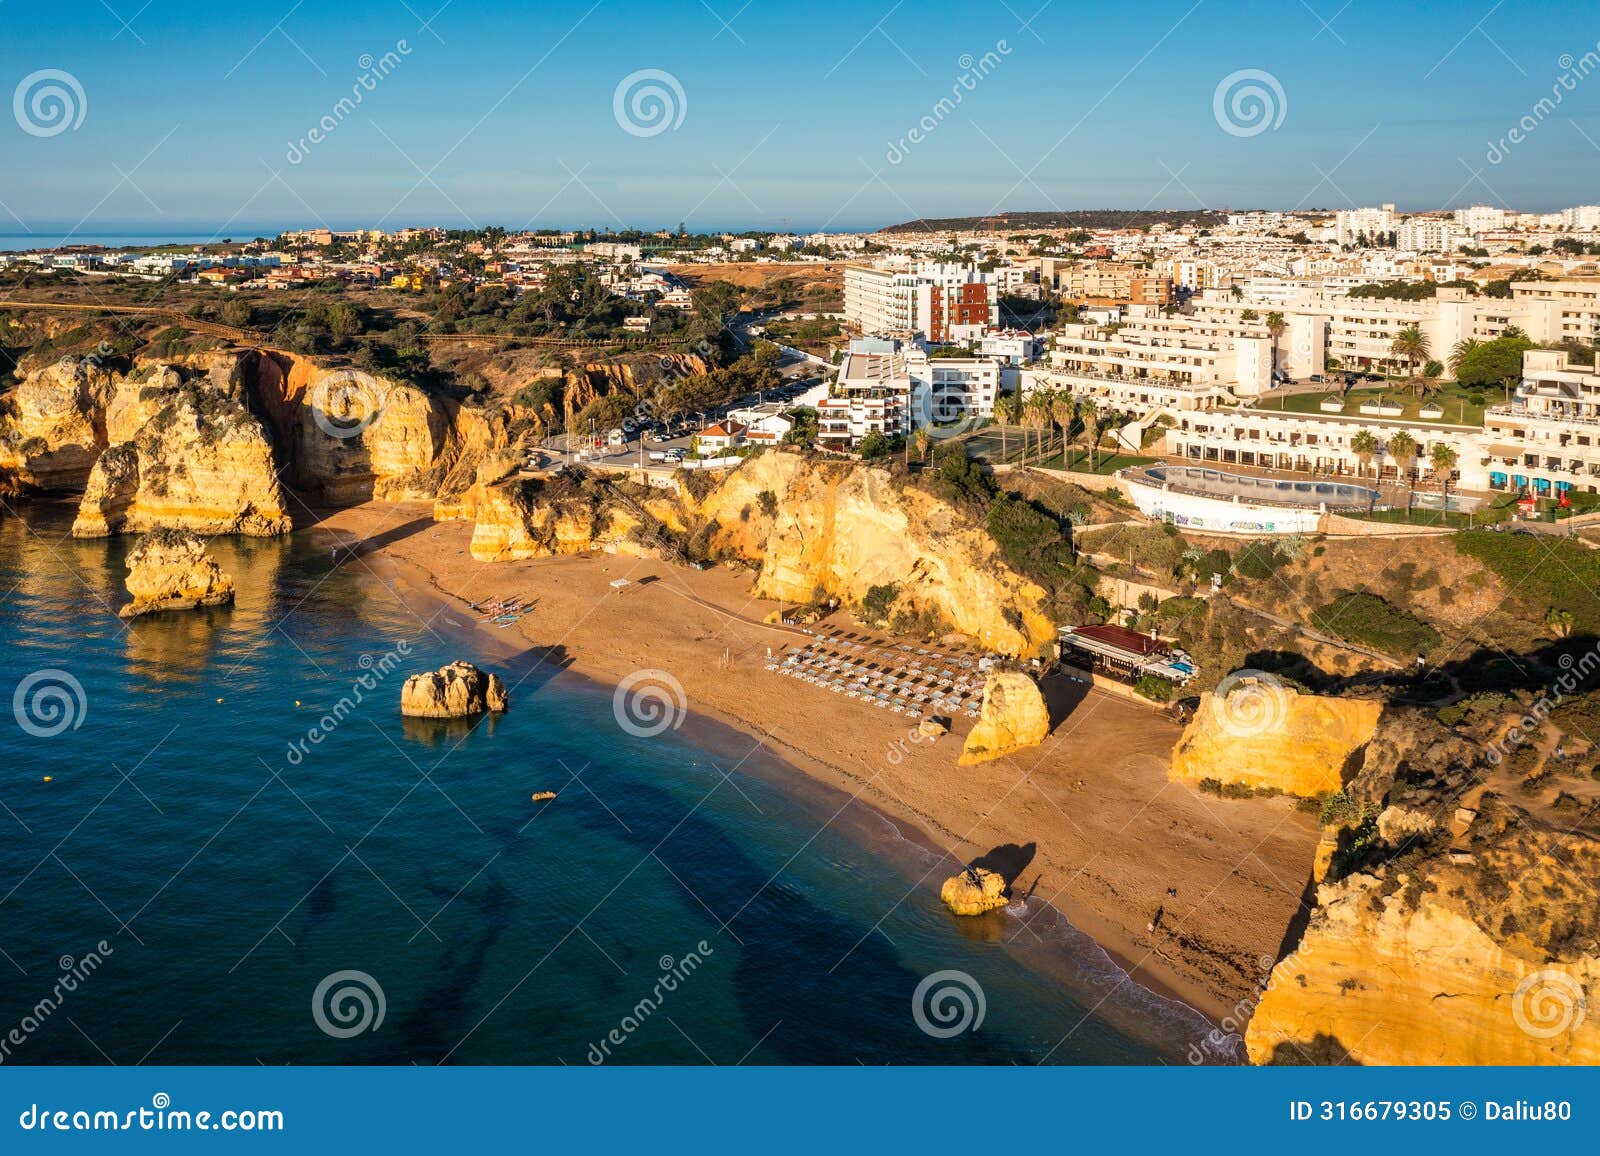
[437,450,1059,655]
[940,867,1011,915]
[1,348,513,538]
[1169,677,1383,797]
[959,672,1051,765]
[119,529,236,619]
[1240,707,1600,1065]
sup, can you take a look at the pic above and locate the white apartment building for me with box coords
[1561,206,1600,231]
[1195,286,1534,376]
[817,338,1004,448]
[1398,217,1468,253]
[1039,305,1292,398]
[1453,205,1509,235]
[842,264,999,342]
[1335,205,1398,247]
[1481,350,1600,496]
[1509,279,1600,347]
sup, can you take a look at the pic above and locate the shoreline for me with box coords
[314,500,1321,1034]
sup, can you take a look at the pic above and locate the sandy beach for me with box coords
[316,498,1321,1028]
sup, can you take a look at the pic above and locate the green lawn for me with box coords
[1255,381,1499,428]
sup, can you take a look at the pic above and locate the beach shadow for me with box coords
[1039,671,1090,730]
[338,516,433,558]
[969,841,1037,888]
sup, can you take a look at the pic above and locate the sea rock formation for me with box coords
[940,867,1010,915]
[1247,707,1600,1065]
[959,672,1051,765]
[1169,681,1382,797]
[399,661,509,719]
[0,356,116,488]
[72,383,291,538]
[119,529,235,619]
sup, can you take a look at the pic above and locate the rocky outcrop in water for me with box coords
[119,529,235,618]
[959,672,1051,765]
[399,661,509,718]
[940,867,1010,915]
[1170,681,1383,798]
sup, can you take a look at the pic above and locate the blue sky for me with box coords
[2,0,1599,235]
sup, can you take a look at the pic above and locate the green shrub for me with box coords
[861,583,899,623]
[1133,674,1174,703]
[1310,592,1441,657]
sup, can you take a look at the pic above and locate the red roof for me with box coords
[1069,623,1166,657]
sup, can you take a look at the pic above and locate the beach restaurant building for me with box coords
[1058,624,1194,687]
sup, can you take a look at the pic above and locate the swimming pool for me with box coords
[1127,465,1380,510]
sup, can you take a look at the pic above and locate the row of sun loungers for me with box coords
[766,628,989,719]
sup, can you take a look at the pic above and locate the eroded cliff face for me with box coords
[1245,710,1600,1066]
[703,452,1056,655]
[73,382,291,538]
[1170,680,1383,798]
[0,356,117,488]
[2,345,517,534]
[442,451,1059,654]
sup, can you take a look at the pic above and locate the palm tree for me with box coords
[1546,607,1575,640]
[995,392,1020,462]
[1264,311,1287,381]
[1051,394,1076,468]
[1389,325,1430,382]
[912,426,931,465]
[1350,429,1379,479]
[1389,430,1419,512]
[1023,395,1050,465]
[1448,338,1479,380]
[1078,398,1099,470]
[1430,442,1459,514]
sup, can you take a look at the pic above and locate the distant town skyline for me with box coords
[4,0,1600,238]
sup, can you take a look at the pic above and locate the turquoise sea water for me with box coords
[0,503,1227,1065]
